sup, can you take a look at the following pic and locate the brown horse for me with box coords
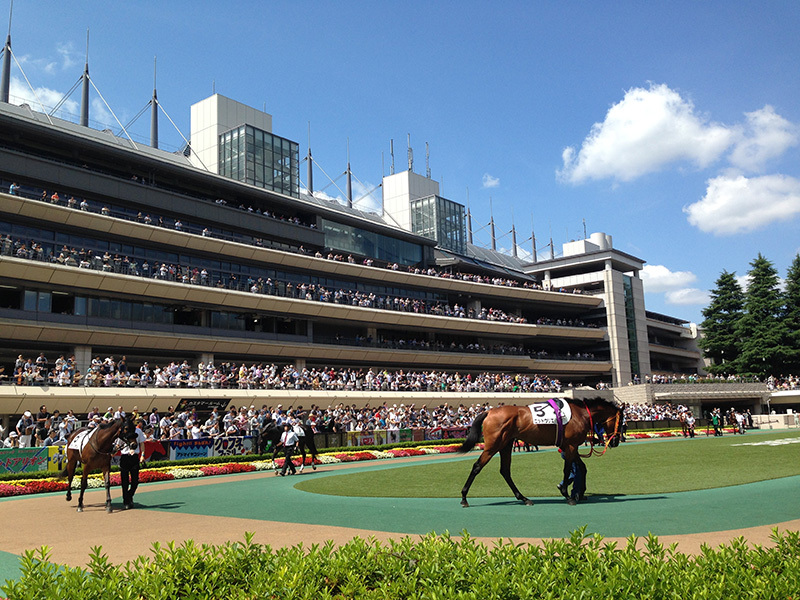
[63,417,132,512]
[458,397,622,507]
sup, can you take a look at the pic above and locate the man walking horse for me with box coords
[458,397,622,507]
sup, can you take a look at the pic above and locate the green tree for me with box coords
[699,270,744,375]
[734,254,789,377]
[782,253,800,374]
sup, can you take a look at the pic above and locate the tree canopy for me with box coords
[700,254,800,378]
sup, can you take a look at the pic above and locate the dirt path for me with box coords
[2,463,798,569]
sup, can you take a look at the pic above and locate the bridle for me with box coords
[86,419,126,458]
[578,400,622,458]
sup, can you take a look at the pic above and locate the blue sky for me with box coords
[4,1,800,325]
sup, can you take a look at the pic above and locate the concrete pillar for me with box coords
[294,358,306,370]
[72,345,92,379]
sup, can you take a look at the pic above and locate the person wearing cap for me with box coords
[3,431,20,448]
[16,411,35,448]
[278,423,298,476]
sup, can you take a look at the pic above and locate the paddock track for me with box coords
[2,444,799,583]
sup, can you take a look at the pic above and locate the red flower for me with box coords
[0,483,31,497]
[24,480,68,493]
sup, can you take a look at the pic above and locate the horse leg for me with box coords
[272,445,281,473]
[65,456,75,502]
[498,443,533,506]
[104,469,112,513]
[77,471,88,512]
[460,450,494,507]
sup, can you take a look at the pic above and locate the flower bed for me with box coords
[0,444,464,498]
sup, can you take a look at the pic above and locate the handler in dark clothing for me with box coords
[279,423,298,476]
[119,420,146,509]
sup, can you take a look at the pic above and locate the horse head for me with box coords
[119,415,139,449]
[596,399,622,448]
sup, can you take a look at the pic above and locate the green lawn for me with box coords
[298,430,800,498]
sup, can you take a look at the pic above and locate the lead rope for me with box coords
[578,401,621,458]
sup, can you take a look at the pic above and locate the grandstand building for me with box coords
[0,40,707,421]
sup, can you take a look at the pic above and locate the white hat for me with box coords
[9,431,18,437]
[23,411,31,417]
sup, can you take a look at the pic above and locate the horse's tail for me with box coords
[459,411,488,453]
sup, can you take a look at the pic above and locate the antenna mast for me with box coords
[407,133,413,172]
[425,142,430,178]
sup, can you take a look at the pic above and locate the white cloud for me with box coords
[482,173,500,188]
[640,264,697,293]
[9,76,79,119]
[728,106,799,172]
[684,173,800,235]
[558,83,734,184]
[665,288,709,305]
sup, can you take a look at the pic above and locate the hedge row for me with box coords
[3,528,798,599]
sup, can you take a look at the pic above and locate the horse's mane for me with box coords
[570,397,619,410]
[97,418,122,430]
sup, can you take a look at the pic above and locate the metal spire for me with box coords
[0,0,13,103]
[346,138,353,208]
[490,197,496,251]
[466,188,473,245]
[306,122,313,195]
[79,29,90,126]
[150,56,158,148]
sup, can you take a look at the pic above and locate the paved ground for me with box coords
[2,449,799,585]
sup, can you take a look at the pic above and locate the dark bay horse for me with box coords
[260,421,319,472]
[459,397,622,507]
[62,417,134,512]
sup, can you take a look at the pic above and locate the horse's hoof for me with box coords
[298,465,304,473]
[461,500,469,508]
[312,464,317,471]
[523,498,534,506]
[567,498,577,506]
[66,494,72,502]
[106,507,113,513]
[77,506,83,513]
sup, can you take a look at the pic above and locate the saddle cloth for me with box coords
[527,399,572,426]
[68,428,98,452]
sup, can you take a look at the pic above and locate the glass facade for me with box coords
[219,125,299,197]
[410,195,466,254]
[320,219,424,266]
[623,275,640,378]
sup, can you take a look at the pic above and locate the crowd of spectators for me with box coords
[7,181,590,297]
[2,232,597,328]
[622,402,686,421]
[1,353,565,393]
[766,374,799,391]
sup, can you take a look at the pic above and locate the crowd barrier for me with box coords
[0,436,258,475]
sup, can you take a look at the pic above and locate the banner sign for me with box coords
[143,440,169,463]
[175,398,231,416]
[0,447,50,474]
[47,446,68,472]
[213,436,254,456]
[170,439,213,462]
[440,427,468,440]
